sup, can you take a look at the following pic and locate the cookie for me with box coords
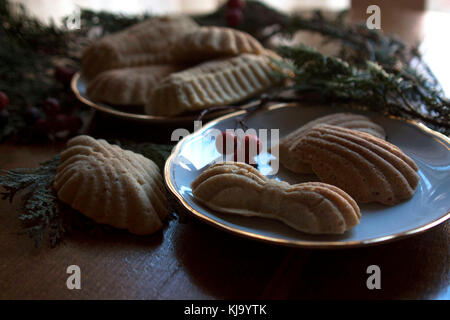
[278,112,386,174]
[171,26,264,63]
[290,125,419,205]
[86,65,179,106]
[53,135,168,235]
[145,53,281,116]
[81,16,198,79]
[191,162,361,234]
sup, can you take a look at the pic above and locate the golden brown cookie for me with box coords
[86,65,179,106]
[191,162,361,234]
[53,135,168,235]
[171,26,264,63]
[290,125,419,205]
[278,112,386,174]
[81,16,198,79]
[145,53,281,116]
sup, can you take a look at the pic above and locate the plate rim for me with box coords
[71,72,257,123]
[164,102,450,249]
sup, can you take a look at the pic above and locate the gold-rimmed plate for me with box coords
[164,103,450,248]
[71,72,254,124]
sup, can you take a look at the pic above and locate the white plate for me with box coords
[71,72,253,124]
[164,103,450,248]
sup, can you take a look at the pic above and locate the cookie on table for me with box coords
[290,125,419,205]
[86,65,179,106]
[171,26,265,63]
[81,16,198,79]
[145,53,282,117]
[53,135,168,235]
[278,112,386,174]
[191,162,361,235]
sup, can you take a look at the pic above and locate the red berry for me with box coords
[55,65,77,87]
[225,8,243,27]
[43,97,61,116]
[67,115,82,132]
[234,134,262,164]
[215,130,238,155]
[227,0,244,9]
[0,91,9,111]
[244,134,262,154]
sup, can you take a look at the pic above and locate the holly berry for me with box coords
[55,65,77,87]
[0,91,9,111]
[227,0,244,9]
[225,8,243,27]
[43,97,61,116]
[215,130,239,155]
[234,133,262,164]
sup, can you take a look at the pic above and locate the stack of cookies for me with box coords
[82,16,283,117]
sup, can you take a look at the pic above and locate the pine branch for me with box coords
[275,45,450,134]
[0,156,63,247]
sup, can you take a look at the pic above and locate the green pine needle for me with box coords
[274,45,450,133]
[0,156,63,247]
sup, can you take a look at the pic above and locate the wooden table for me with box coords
[0,2,449,300]
[0,118,448,300]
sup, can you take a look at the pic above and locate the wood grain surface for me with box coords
[0,139,448,300]
[0,1,449,300]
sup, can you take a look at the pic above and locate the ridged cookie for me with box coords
[53,135,168,235]
[171,27,264,63]
[146,53,281,116]
[290,125,419,205]
[278,113,386,174]
[81,16,198,79]
[86,65,179,106]
[191,162,361,234]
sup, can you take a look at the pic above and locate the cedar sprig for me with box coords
[0,156,64,247]
[274,45,450,134]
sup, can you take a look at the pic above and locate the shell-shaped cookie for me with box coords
[278,112,386,174]
[290,125,419,205]
[171,27,264,63]
[191,162,361,234]
[53,135,168,235]
[145,53,281,117]
[86,65,179,106]
[81,16,198,79]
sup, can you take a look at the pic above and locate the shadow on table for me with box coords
[174,217,449,299]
